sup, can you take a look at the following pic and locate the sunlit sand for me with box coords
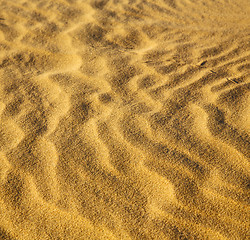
[0,0,249,239]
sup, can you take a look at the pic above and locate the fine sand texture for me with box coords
[0,0,249,239]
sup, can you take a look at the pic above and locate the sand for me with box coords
[0,0,249,239]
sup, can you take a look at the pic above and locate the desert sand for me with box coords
[0,0,249,239]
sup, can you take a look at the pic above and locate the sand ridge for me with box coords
[0,0,249,239]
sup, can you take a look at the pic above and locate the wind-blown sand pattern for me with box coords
[0,0,249,239]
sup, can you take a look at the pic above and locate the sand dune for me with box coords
[0,0,249,239]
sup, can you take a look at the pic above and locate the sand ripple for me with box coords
[0,0,249,239]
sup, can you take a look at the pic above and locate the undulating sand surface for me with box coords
[0,0,249,239]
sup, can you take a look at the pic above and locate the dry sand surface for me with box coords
[0,0,249,239]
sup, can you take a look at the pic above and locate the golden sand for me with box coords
[0,0,249,239]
